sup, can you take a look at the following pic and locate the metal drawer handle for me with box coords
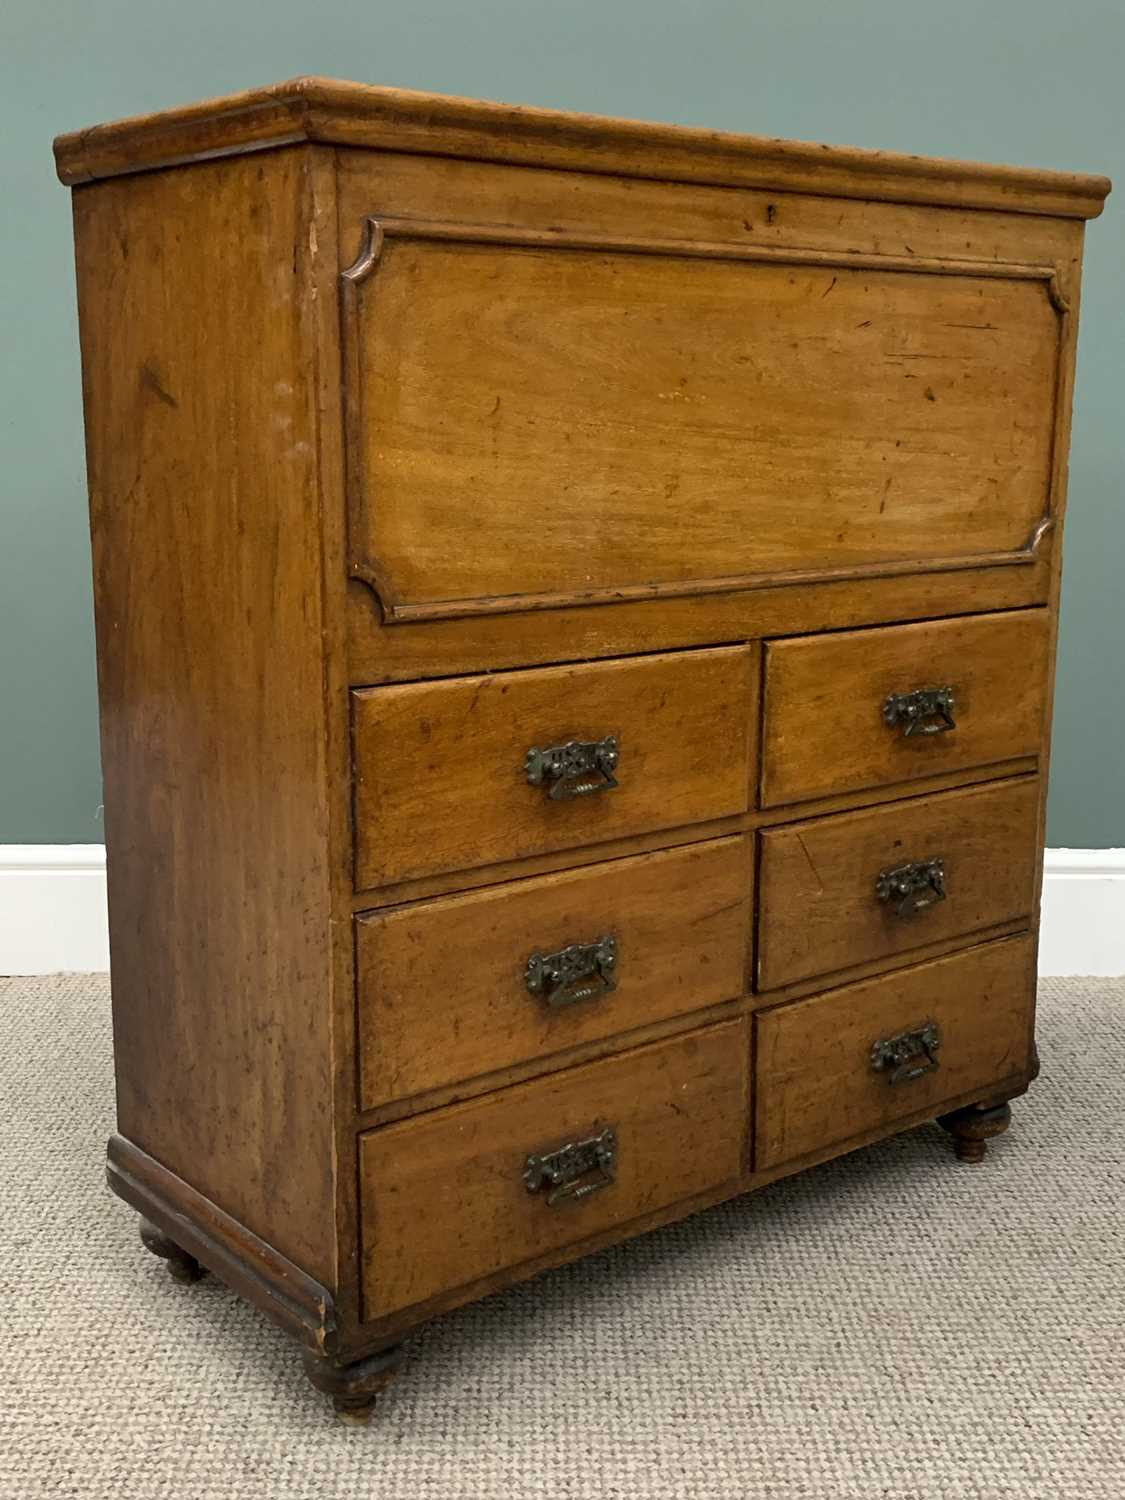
[524,1127,618,1206]
[876,857,946,917]
[884,687,956,737]
[525,736,619,800]
[871,1021,942,1085]
[525,936,617,1009]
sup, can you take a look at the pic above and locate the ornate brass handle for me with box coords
[524,1127,617,1206]
[871,1022,942,1085]
[525,936,618,1009]
[525,736,619,800]
[884,687,956,737]
[876,857,946,917]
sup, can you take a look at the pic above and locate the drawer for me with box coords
[761,609,1049,807]
[757,778,1040,990]
[352,646,754,888]
[359,1019,748,1321]
[754,936,1035,1169]
[358,837,752,1109]
[344,218,1058,618]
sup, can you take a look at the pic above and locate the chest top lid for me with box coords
[53,76,1109,219]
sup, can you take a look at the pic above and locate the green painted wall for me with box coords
[1,1,1119,845]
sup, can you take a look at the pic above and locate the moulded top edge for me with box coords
[52,76,1111,220]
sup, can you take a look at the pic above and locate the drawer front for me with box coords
[757,778,1040,990]
[358,837,752,1109]
[359,1019,748,1320]
[754,937,1035,1169]
[353,646,754,888]
[344,221,1059,618]
[761,609,1049,808]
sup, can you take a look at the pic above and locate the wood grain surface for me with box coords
[761,608,1050,807]
[357,836,752,1108]
[335,147,1090,271]
[754,936,1036,1168]
[347,226,1059,617]
[352,646,756,888]
[72,150,339,1280]
[336,148,1080,682]
[359,1019,748,1320]
[756,776,1040,989]
[53,78,1111,220]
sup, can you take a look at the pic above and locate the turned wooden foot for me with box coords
[302,1345,405,1423]
[937,1101,1012,1163]
[139,1217,205,1283]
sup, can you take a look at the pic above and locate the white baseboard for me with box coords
[1038,848,1125,977]
[1,845,1123,978]
[0,846,109,975]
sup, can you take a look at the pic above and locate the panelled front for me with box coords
[339,141,1069,1336]
[343,220,1063,621]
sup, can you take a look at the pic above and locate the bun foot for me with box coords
[937,1101,1012,1163]
[302,1345,405,1422]
[139,1217,205,1282]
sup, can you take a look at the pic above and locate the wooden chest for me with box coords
[54,78,1110,1419]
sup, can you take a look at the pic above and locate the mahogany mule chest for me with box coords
[54,79,1110,1420]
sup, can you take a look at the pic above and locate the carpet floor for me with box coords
[1,973,1122,1499]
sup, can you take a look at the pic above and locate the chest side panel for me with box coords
[73,149,339,1283]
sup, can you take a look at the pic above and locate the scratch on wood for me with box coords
[795,834,824,893]
[689,898,747,927]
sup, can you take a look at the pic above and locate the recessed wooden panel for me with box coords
[757,777,1040,989]
[345,223,1060,618]
[357,836,752,1108]
[352,646,755,889]
[360,1019,748,1320]
[754,937,1035,1169]
[761,609,1050,807]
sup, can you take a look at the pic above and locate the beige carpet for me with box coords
[2,974,1122,1500]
